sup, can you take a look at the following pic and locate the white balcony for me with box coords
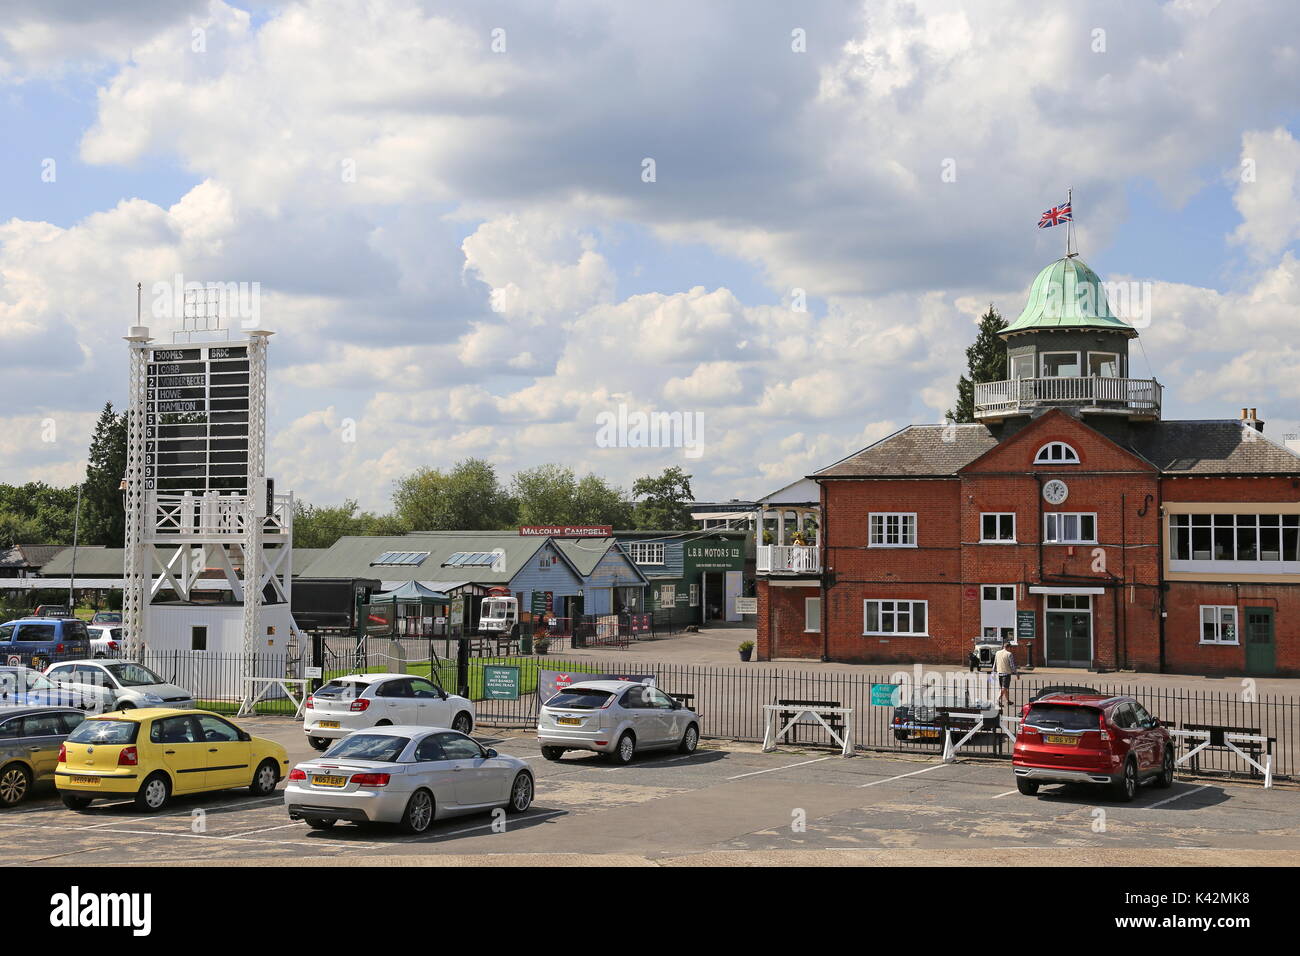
[974,376,1161,420]
[148,491,292,541]
[757,545,821,574]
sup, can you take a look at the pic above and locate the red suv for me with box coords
[1013,694,1174,801]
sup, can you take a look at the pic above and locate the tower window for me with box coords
[1034,442,1080,464]
[1040,352,1080,377]
[1088,352,1120,377]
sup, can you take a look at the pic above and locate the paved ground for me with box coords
[3,716,1296,867]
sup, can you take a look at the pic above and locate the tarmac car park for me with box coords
[0,714,1296,866]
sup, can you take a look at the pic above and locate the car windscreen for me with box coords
[1025,704,1101,731]
[68,719,139,745]
[313,680,366,699]
[545,688,614,709]
[104,663,166,687]
[323,733,409,762]
[17,623,56,642]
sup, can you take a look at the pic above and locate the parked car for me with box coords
[0,708,87,806]
[0,618,92,669]
[303,673,475,752]
[86,626,122,658]
[33,605,73,618]
[0,666,108,711]
[537,680,700,765]
[90,612,122,626]
[43,660,195,711]
[56,708,289,812]
[1013,693,1174,801]
[285,726,533,834]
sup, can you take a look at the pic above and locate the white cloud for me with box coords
[1230,128,1300,259]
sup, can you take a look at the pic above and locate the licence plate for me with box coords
[1045,734,1078,745]
[313,774,347,788]
[69,775,100,786]
[317,721,340,729]
[914,729,939,739]
[556,717,581,726]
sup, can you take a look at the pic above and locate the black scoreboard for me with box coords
[144,344,252,493]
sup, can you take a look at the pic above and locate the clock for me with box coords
[1042,479,1069,505]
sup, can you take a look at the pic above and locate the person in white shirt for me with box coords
[993,643,1017,708]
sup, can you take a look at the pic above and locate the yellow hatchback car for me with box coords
[56,708,289,812]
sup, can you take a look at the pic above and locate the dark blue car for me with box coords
[0,618,92,669]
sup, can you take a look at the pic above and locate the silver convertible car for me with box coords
[537,680,701,764]
[284,726,534,834]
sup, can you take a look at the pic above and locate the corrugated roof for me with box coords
[40,546,335,578]
[298,533,560,584]
[0,544,66,569]
[814,424,1000,478]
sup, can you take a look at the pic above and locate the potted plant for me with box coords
[738,639,754,662]
[535,636,551,656]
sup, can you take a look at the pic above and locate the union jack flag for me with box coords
[1038,202,1072,228]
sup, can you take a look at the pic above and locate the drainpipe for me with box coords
[819,480,830,663]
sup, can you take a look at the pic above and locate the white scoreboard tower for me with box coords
[121,303,301,707]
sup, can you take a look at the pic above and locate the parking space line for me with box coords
[221,821,306,838]
[858,763,947,788]
[727,756,833,780]
[1146,784,1212,810]
[992,789,1019,798]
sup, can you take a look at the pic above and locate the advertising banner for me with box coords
[537,668,655,709]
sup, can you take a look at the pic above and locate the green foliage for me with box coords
[392,458,517,531]
[81,403,128,547]
[948,303,1008,423]
[512,465,633,527]
[293,499,411,548]
[631,466,694,530]
[0,482,79,546]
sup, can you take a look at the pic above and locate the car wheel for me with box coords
[375,720,392,727]
[0,763,32,807]
[249,759,279,796]
[452,712,473,735]
[117,701,134,711]
[61,793,93,810]
[1155,747,1175,789]
[506,772,533,814]
[399,788,435,834]
[305,817,336,830]
[1016,777,1039,796]
[135,772,172,812]
[541,746,565,761]
[677,723,699,754]
[611,732,636,766]
[307,736,331,751]
[1113,758,1138,802]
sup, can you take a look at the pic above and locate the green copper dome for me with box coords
[1002,256,1136,336]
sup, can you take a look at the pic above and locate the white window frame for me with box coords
[1043,512,1097,544]
[980,512,1016,543]
[1033,441,1080,465]
[628,542,666,565]
[1011,353,1035,380]
[869,512,917,548]
[688,583,699,607]
[1199,605,1239,645]
[1087,351,1121,377]
[805,597,821,633]
[863,599,928,637]
[980,585,1017,643]
[659,584,675,609]
[1040,351,1081,378]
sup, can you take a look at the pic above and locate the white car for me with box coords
[303,673,476,751]
[42,659,196,711]
[537,680,701,765]
[86,625,122,658]
[285,725,533,834]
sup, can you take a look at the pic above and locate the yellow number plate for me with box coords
[915,729,939,739]
[1045,734,1078,745]
[317,721,340,729]
[313,774,347,788]
[69,775,100,786]
[557,717,581,726]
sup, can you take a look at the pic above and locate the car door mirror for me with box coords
[485,748,498,758]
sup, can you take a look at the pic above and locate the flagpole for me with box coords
[1066,186,1074,257]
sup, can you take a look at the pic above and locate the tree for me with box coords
[511,465,635,527]
[81,403,128,547]
[947,303,1008,423]
[631,466,694,530]
[573,474,635,528]
[392,458,517,530]
[292,499,409,548]
[0,482,78,544]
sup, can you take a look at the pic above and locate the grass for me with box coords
[322,655,611,701]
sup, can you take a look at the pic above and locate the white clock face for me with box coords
[1043,479,1069,505]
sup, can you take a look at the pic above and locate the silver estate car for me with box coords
[537,680,701,765]
[284,726,534,835]
[0,707,87,806]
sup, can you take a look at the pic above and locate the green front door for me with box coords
[1244,607,1275,676]
[1045,612,1092,667]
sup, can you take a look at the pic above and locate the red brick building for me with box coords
[757,256,1300,676]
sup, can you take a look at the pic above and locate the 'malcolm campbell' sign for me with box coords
[519,526,612,537]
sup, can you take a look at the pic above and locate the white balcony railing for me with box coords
[757,545,821,574]
[150,491,292,538]
[973,376,1161,419]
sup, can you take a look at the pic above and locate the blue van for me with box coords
[0,618,92,668]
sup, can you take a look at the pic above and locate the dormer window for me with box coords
[1034,441,1079,465]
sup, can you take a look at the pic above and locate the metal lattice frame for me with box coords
[121,336,152,658]
[240,333,270,707]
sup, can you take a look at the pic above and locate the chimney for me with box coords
[1241,408,1265,433]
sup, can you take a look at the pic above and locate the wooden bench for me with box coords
[668,692,696,714]
[777,698,845,745]
[1181,722,1275,778]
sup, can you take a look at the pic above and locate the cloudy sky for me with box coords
[2,0,1298,511]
